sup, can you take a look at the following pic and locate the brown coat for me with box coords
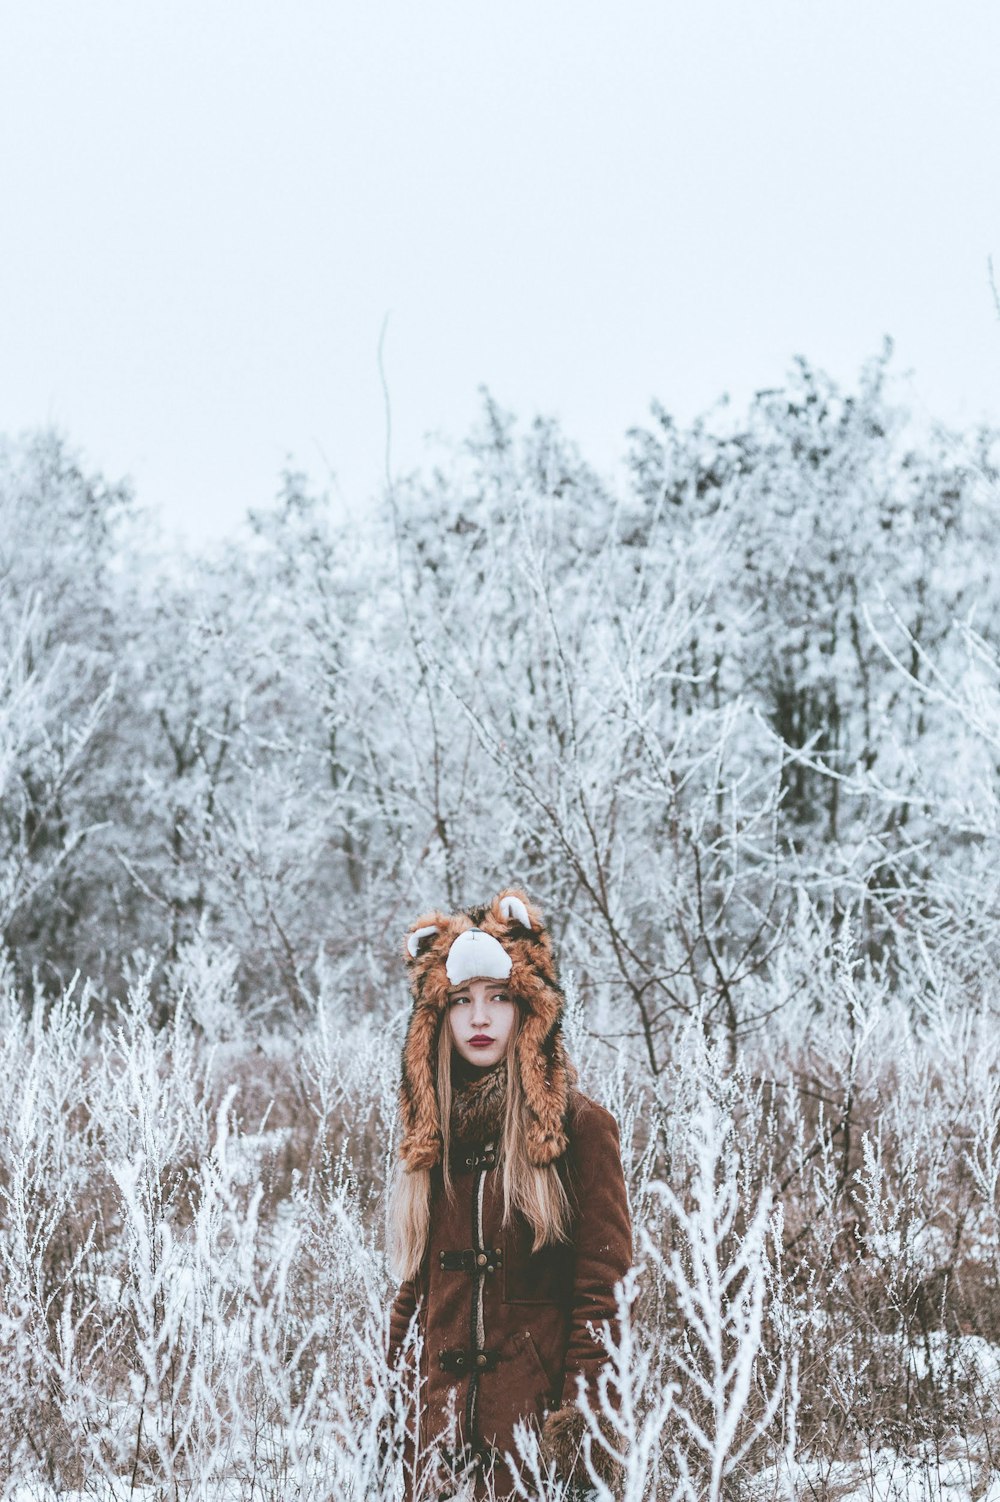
[387,1089,632,1500]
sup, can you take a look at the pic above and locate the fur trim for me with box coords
[451,1061,507,1143]
[399,888,573,1170]
[540,1403,621,1489]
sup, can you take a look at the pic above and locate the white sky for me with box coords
[1,1,999,543]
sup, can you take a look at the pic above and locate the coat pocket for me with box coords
[517,1327,553,1405]
[476,1327,555,1457]
[503,1225,572,1305]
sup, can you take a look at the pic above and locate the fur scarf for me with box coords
[450,1060,507,1143]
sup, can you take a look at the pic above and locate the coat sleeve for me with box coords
[562,1098,633,1401]
[387,1276,420,1369]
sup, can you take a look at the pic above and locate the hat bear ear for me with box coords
[497,892,533,930]
[406,924,440,959]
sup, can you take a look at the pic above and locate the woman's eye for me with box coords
[450,995,469,1006]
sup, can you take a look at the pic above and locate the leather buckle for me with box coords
[438,1347,501,1374]
[438,1247,504,1274]
[451,1142,498,1173]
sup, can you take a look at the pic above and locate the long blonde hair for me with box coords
[387,1011,574,1281]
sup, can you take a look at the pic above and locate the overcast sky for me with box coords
[1,1,999,543]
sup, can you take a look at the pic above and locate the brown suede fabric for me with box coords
[387,1087,632,1501]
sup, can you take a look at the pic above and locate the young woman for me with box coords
[385,888,633,1500]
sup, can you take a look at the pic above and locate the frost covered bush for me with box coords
[0,918,998,1497]
[0,962,402,1498]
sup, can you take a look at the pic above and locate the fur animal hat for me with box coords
[399,888,573,1171]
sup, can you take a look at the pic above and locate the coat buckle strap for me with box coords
[453,1145,498,1171]
[438,1347,501,1374]
[438,1247,504,1274]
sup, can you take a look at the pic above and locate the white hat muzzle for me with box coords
[445,928,512,986]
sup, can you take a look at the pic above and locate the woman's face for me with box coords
[447,977,517,1068]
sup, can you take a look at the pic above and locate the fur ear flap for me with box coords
[406,924,440,959]
[540,1403,622,1490]
[399,908,463,1169]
